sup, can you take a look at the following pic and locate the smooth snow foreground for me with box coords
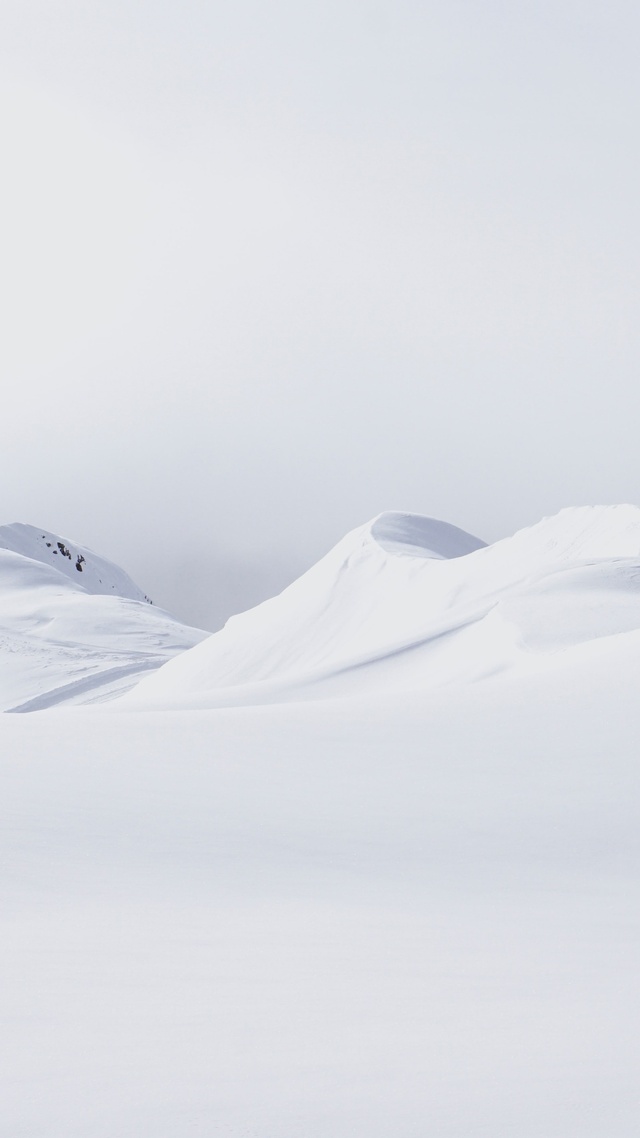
[2,507,640,1136]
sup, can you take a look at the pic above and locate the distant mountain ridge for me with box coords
[0,523,152,603]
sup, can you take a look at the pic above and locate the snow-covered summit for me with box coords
[0,523,152,603]
[127,504,640,708]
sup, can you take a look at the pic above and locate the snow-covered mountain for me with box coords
[0,524,206,711]
[5,506,640,713]
[128,505,640,708]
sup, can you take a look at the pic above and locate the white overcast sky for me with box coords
[1,1,639,628]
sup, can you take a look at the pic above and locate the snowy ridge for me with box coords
[0,523,152,602]
[128,505,640,708]
[0,525,206,711]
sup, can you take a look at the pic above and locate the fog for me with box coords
[2,1,639,629]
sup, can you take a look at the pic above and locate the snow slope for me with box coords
[129,505,640,708]
[0,525,205,711]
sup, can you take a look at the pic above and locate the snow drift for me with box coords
[128,505,640,708]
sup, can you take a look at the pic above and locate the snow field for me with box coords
[3,647,640,1135]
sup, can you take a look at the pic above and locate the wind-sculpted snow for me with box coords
[0,526,206,711]
[370,511,487,558]
[129,505,640,708]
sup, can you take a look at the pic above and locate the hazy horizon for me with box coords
[3,1,640,629]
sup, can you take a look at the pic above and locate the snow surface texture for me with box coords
[3,507,640,1136]
[129,504,640,708]
[0,524,205,710]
